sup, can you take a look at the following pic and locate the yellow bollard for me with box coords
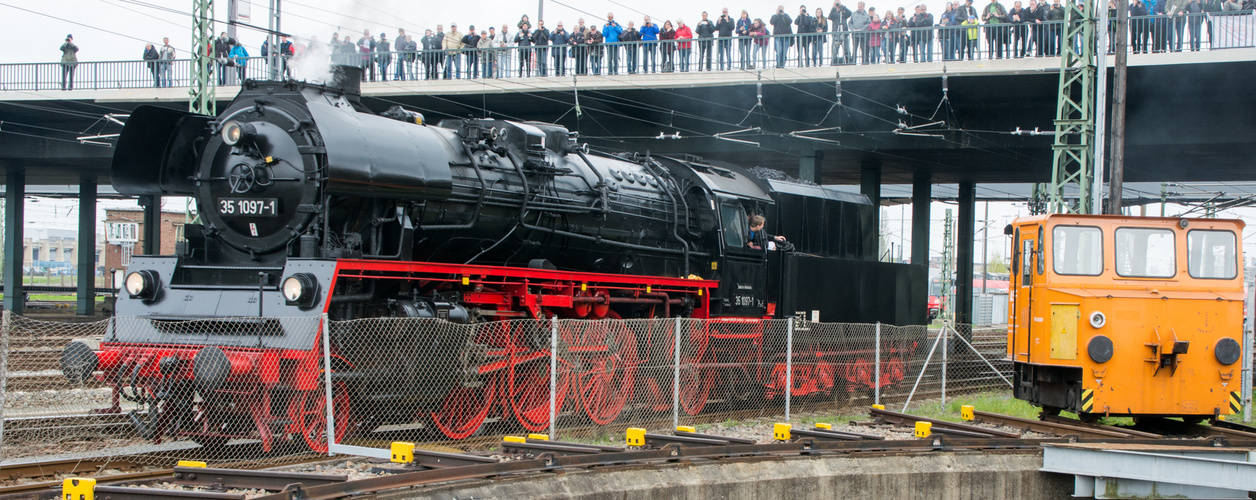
[503,436,527,443]
[816,422,832,430]
[62,478,96,500]
[527,433,549,441]
[961,405,975,421]
[773,423,792,441]
[390,441,416,463]
[176,460,207,468]
[872,404,885,410]
[626,427,646,447]
[676,426,696,433]
[914,421,932,438]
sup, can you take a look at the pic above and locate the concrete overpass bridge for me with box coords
[3,48,1254,317]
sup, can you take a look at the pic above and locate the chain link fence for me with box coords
[0,311,1014,469]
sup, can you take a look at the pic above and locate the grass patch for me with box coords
[901,391,1138,427]
[904,391,1042,422]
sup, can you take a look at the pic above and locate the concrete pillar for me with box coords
[4,169,24,314]
[955,182,976,326]
[911,174,931,267]
[798,150,824,184]
[77,175,97,316]
[140,195,160,255]
[860,160,881,259]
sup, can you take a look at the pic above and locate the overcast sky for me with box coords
[3,1,1256,261]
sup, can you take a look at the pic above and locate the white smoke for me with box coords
[288,35,335,84]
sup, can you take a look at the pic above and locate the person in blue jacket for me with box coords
[640,16,660,72]
[603,13,624,75]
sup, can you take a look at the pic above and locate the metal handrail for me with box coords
[4,12,1251,92]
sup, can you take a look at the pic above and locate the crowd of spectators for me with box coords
[56,0,1256,90]
[309,0,1253,82]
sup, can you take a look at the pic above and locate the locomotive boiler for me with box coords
[62,68,924,451]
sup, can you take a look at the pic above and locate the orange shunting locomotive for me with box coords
[1007,214,1245,419]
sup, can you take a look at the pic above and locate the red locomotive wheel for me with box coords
[574,318,640,424]
[431,375,497,440]
[644,323,712,414]
[289,383,352,454]
[507,357,570,432]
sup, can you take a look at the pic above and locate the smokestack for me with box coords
[330,64,362,98]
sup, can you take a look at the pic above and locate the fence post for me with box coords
[941,324,948,407]
[785,318,793,423]
[673,316,681,430]
[321,312,336,456]
[0,310,9,460]
[549,315,558,440]
[874,322,881,406]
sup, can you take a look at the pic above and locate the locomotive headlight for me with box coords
[282,273,319,308]
[125,270,160,300]
[221,120,256,146]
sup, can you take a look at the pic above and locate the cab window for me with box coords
[722,204,748,249]
[1187,230,1237,279]
[1052,226,1103,276]
[1115,227,1176,278]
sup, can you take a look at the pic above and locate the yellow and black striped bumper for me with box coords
[1230,391,1241,414]
[1080,388,1094,413]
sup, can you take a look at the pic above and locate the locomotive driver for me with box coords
[747,214,787,250]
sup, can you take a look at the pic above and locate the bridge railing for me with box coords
[4,12,1253,92]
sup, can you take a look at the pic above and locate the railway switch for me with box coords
[62,478,95,500]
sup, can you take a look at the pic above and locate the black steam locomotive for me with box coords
[63,68,924,451]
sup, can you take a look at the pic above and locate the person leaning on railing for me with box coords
[795,5,818,67]
[737,10,755,69]
[445,24,464,79]
[829,0,853,64]
[515,23,533,77]
[751,17,771,68]
[230,41,248,83]
[479,29,497,78]
[143,43,160,88]
[641,16,660,73]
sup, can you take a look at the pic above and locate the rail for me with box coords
[7,13,1255,92]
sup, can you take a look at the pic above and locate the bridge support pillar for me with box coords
[4,168,24,315]
[140,195,160,255]
[911,174,931,266]
[860,160,881,259]
[955,182,975,326]
[798,150,824,184]
[77,175,96,316]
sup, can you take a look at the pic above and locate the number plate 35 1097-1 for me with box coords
[218,198,279,217]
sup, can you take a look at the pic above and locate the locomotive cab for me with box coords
[1007,214,1245,419]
